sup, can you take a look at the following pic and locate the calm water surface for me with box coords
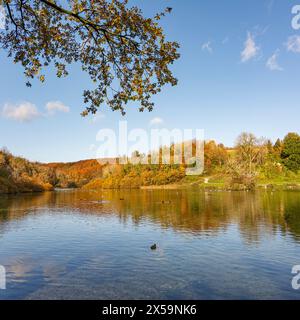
[0,189,300,300]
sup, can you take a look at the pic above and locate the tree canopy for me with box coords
[235,132,267,173]
[0,0,180,115]
[281,132,300,172]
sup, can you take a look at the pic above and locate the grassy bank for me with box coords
[140,175,300,191]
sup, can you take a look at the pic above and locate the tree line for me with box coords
[1,132,300,193]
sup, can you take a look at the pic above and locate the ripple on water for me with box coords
[0,189,300,299]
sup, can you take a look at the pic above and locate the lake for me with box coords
[0,189,300,300]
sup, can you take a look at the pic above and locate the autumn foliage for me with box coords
[1,132,300,194]
[0,148,55,193]
[45,159,103,188]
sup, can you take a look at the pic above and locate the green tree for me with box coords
[271,138,283,160]
[235,132,267,174]
[0,0,179,115]
[274,138,283,152]
[281,133,300,172]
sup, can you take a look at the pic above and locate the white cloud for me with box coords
[241,32,259,62]
[266,50,283,71]
[2,100,71,122]
[46,101,70,114]
[149,117,164,126]
[201,41,213,53]
[2,102,40,122]
[286,35,300,53]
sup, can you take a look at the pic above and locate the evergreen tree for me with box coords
[281,133,300,172]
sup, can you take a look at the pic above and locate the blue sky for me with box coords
[1,0,300,162]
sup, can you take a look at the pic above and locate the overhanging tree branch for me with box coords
[0,0,180,115]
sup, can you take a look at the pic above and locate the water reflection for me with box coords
[0,189,300,299]
[0,189,299,243]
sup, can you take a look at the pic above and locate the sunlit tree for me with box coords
[235,132,267,174]
[226,133,268,190]
[281,132,300,172]
[0,0,180,115]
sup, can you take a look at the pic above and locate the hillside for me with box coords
[44,159,103,188]
[0,150,105,194]
[0,149,55,194]
[1,131,300,194]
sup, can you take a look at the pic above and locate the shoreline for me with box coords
[2,182,300,195]
[141,183,300,191]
